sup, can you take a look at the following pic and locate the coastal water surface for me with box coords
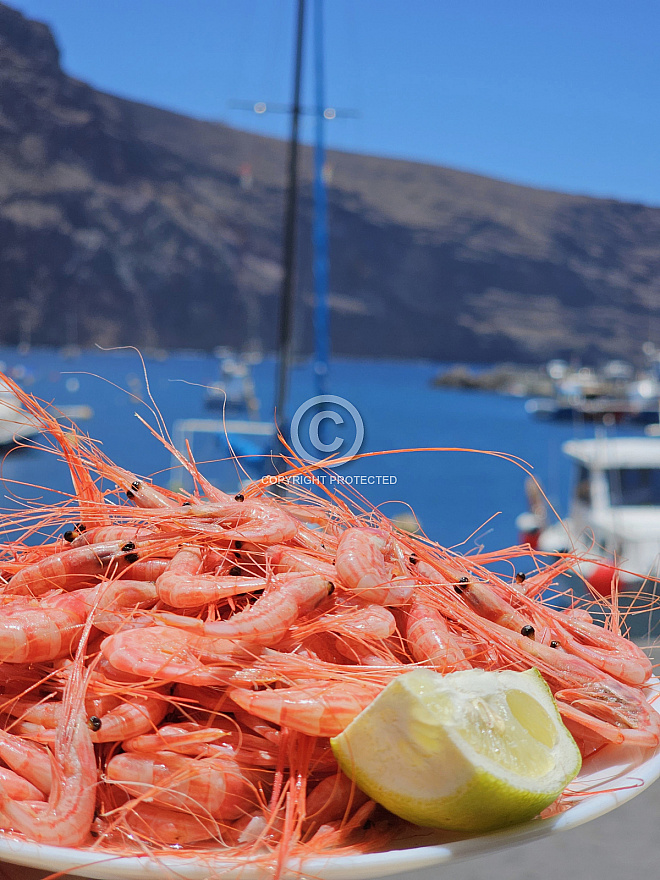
[0,347,646,554]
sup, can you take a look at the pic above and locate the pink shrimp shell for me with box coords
[228,681,384,737]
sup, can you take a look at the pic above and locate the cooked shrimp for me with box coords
[562,607,595,624]
[406,599,472,672]
[6,693,120,732]
[267,545,337,580]
[69,525,155,548]
[320,600,397,641]
[156,545,268,608]
[100,626,260,686]
[91,693,169,743]
[459,575,653,685]
[336,527,415,605]
[106,465,181,509]
[295,600,399,664]
[228,680,384,737]
[303,770,370,834]
[554,679,660,748]
[8,540,144,596]
[0,767,46,802]
[9,691,168,745]
[122,723,280,768]
[198,574,335,646]
[1,373,658,866]
[0,650,96,845]
[455,577,538,636]
[0,588,90,663]
[84,579,159,634]
[106,750,252,820]
[549,610,652,686]
[0,732,52,796]
[117,557,170,582]
[174,498,299,545]
[333,636,405,667]
[114,801,222,845]
[280,501,333,528]
[122,723,230,755]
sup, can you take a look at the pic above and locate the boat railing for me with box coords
[169,417,276,490]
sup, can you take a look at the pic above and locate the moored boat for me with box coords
[526,358,660,425]
[0,380,40,446]
[517,436,660,637]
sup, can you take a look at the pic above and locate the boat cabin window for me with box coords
[607,467,660,506]
[574,465,591,504]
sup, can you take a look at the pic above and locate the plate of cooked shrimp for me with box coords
[0,377,659,879]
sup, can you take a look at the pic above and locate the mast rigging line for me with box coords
[275,0,305,439]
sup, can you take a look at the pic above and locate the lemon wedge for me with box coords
[331,667,581,832]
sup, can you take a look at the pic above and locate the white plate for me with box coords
[0,690,659,880]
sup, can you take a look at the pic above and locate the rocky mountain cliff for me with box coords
[1,2,659,363]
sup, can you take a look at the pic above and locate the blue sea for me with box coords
[0,347,643,554]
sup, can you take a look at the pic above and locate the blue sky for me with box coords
[13,0,660,205]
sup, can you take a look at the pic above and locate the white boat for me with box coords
[517,436,660,634]
[0,383,40,446]
[204,355,261,418]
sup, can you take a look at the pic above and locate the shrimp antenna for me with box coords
[91,345,173,445]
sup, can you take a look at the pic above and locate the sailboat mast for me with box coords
[275,0,306,431]
[313,0,330,397]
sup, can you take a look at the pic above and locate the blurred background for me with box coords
[0,0,659,550]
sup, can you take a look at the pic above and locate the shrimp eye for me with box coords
[63,530,74,543]
[521,624,535,639]
[327,581,335,595]
[550,640,560,648]
[229,565,243,576]
[131,481,142,491]
[124,552,139,564]
[87,715,102,731]
[235,540,243,550]
[515,572,526,584]
[181,501,192,507]
[409,554,418,564]
[75,523,86,533]
[121,542,136,553]
[454,576,469,594]
[235,494,245,502]
[126,490,134,500]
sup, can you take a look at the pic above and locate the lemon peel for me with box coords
[331,667,581,832]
